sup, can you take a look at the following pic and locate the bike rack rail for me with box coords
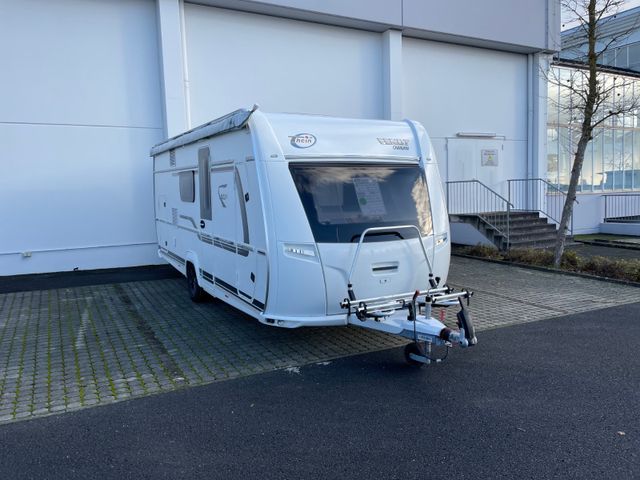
[347,224,433,286]
[342,224,477,365]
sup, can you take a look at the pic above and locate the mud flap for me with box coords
[456,302,477,346]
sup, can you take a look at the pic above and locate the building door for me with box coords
[446,138,506,214]
[446,138,504,186]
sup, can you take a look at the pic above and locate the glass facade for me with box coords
[547,65,640,192]
[600,41,640,71]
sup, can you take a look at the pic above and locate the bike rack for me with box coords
[342,225,476,366]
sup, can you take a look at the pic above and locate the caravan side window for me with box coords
[179,171,195,203]
[198,147,212,220]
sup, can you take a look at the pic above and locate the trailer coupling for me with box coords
[341,286,476,366]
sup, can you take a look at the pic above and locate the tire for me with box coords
[404,342,425,367]
[186,263,206,303]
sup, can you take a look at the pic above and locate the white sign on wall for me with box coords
[481,149,499,166]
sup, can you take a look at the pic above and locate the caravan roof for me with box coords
[150,106,431,163]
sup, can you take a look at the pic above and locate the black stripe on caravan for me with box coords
[211,236,254,258]
[213,238,236,254]
[199,269,214,284]
[252,299,265,310]
[211,275,265,312]
[199,234,214,245]
[191,266,267,313]
[162,248,186,265]
[214,277,238,295]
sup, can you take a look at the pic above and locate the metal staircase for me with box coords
[446,178,572,251]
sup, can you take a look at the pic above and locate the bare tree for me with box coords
[549,0,640,267]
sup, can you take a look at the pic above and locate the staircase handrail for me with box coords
[445,179,512,250]
[445,179,514,207]
[509,177,577,200]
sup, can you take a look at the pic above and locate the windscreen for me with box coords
[289,163,432,243]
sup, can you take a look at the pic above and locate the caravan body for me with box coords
[151,108,474,363]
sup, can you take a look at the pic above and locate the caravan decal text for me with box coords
[289,133,316,148]
[377,137,410,150]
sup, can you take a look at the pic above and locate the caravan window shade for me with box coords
[198,147,212,220]
[289,162,432,243]
[179,171,195,203]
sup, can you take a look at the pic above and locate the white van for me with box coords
[151,106,476,365]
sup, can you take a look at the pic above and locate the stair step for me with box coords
[509,230,556,240]
[509,223,556,233]
[483,211,542,219]
[509,234,558,245]
[484,224,556,236]
[491,220,554,229]
[483,217,549,225]
[509,241,556,249]
[456,215,550,229]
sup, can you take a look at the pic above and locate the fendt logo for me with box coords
[377,137,410,150]
[289,133,316,148]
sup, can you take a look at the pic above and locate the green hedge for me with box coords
[460,245,640,283]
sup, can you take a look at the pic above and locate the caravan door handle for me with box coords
[200,220,205,229]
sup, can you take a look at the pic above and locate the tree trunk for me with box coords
[552,0,598,267]
[552,135,589,266]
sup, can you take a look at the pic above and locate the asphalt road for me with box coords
[1,303,639,480]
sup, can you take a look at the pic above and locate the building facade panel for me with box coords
[402,38,529,193]
[403,0,557,51]
[208,0,404,27]
[0,0,164,275]
[0,0,163,128]
[184,5,384,124]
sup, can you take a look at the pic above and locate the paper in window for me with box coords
[352,177,387,217]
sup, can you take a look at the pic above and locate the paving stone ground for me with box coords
[0,256,638,424]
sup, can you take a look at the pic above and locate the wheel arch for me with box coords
[183,250,201,278]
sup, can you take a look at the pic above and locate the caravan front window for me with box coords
[289,163,432,243]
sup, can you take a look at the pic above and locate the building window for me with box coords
[179,171,195,203]
[629,43,640,71]
[547,65,640,192]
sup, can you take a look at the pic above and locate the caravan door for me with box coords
[210,162,237,294]
[233,163,257,304]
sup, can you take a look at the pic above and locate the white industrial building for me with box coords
[1,0,561,276]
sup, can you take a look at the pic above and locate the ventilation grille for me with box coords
[171,208,178,225]
[169,149,176,167]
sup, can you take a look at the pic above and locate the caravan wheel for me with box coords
[187,263,206,303]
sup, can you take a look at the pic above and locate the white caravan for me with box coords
[151,106,476,365]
